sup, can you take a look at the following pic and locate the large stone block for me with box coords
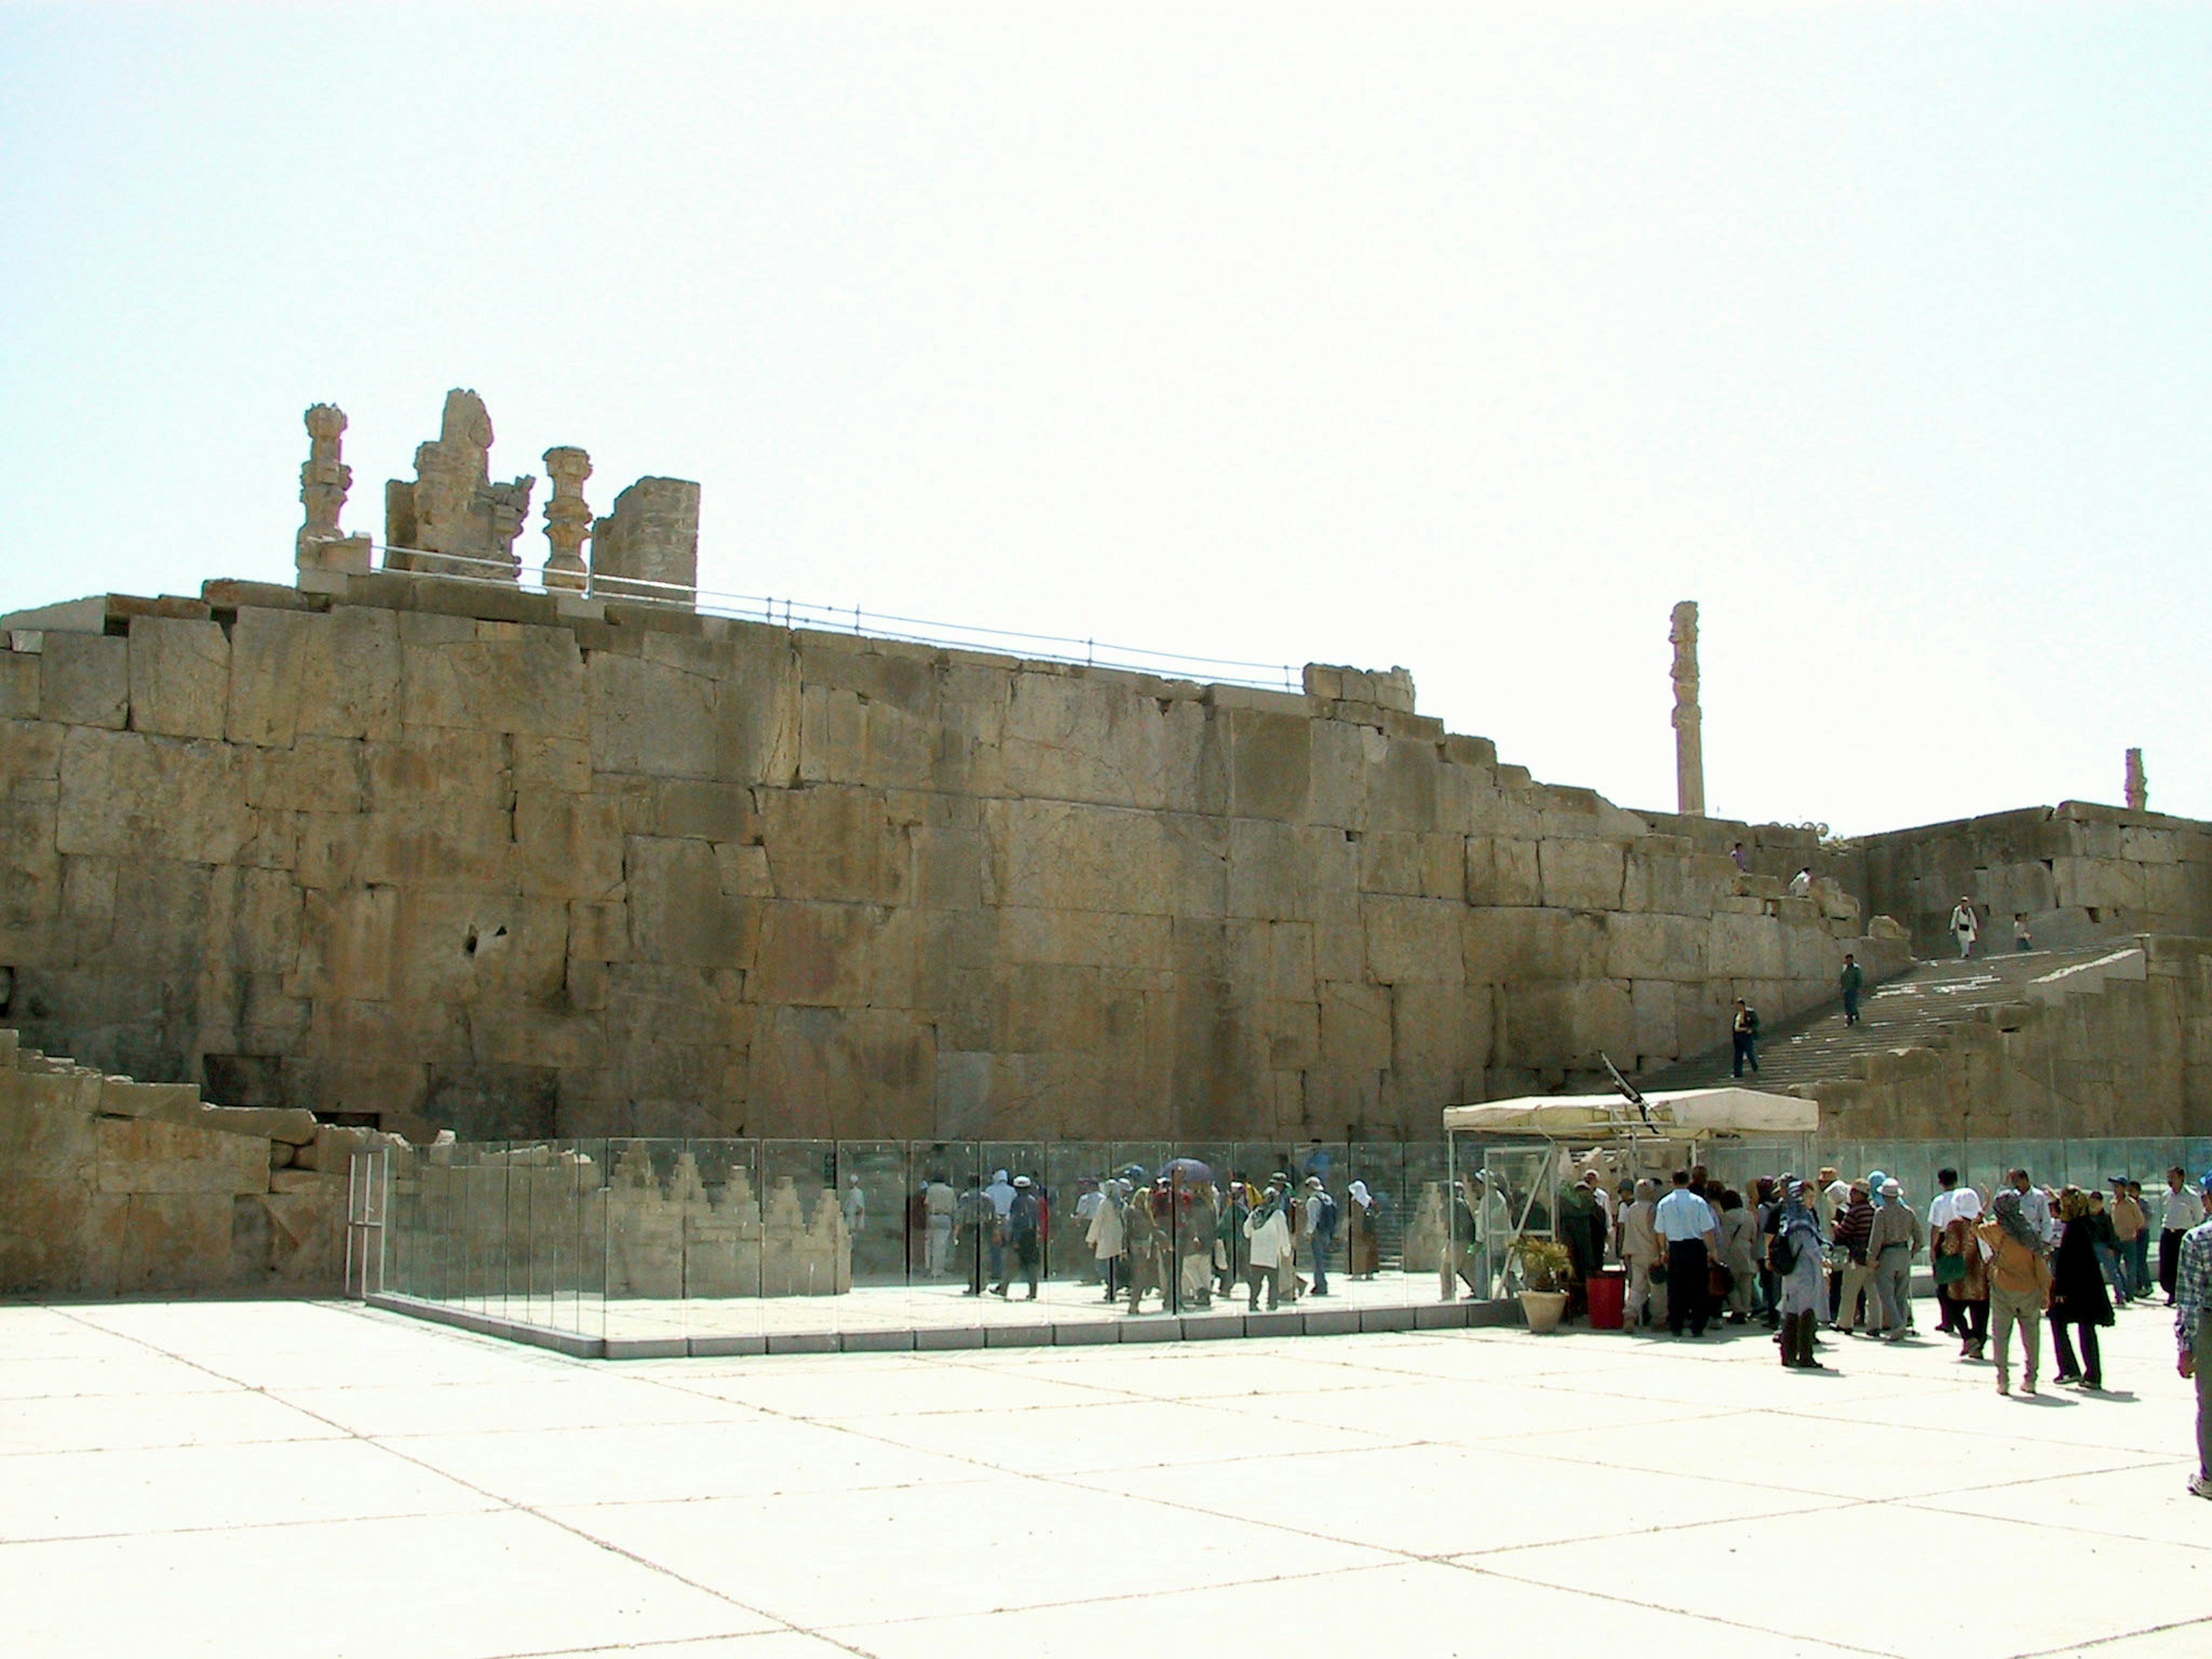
[55,727,253,866]
[1709,910,1788,981]
[750,899,918,1007]
[1604,911,1708,983]
[401,620,588,738]
[516,789,623,900]
[127,616,229,740]
[1228,707,1310,821]
[1494,980,1634,1070]
[1362,895,1465,985]
[756,786,908,905]
[1465,836,1541,907]
[1319,979,1392,1070]
[1462,907,1607,984]
[241,735,364,815]
[40,632,129,730]
[95,1115,268,1196]
[590,651,718,779]
[1538,837,1626,911]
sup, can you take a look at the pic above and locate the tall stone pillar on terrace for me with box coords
[294,403,372,581]
[1669,600,1706,817]
[540,446,592,593]
[2125,747,2147,812]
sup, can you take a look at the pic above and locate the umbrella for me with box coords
[1158,1157,1214,1183]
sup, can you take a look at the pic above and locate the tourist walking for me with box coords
[1869,1179,1922,1339]
[2172,1172,2212,1498]
[994,1175,1043,1300]
[1086,1179,1126,1301]
[2047,1188,2115,1390]
[1839,953,1864,1025]
[2084,1189,2128,1305]
[1979,1191,2053,1396]
[1719,1188,1760,1323]
[1936,1179,1990,1357]
[1655,1170,1721,1338]
[1558,1174,1608,1321]
[1622,1178,1666,1331]
[1950,896,1980,958]
[2108,1179,2145,1304]
[1730,999,1760,1077]
[1242,1186,1293,1312]
[2160,1168,2200,1304]
[2126,1180,2154,1301]
[1302,1176,1336,1297]
[924,1173,956,1278]
[1834,1179,1881,1334]
[1346,1179,1380,1279]
[1772,1180,1827,1369]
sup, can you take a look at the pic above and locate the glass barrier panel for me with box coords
[573,1138,608,1342]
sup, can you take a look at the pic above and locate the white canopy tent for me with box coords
[1443,1086,1818,1141]
[1438,1087,1820,1300]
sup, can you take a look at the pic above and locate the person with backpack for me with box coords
[1303,1176,1338,1296]
[994,1175,1043,1300]
[1243,1185,1294,1312]
[1772,1179,1828,1369]
[1730,1000,1761,1077]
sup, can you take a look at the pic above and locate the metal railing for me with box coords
[361,543,1305,692]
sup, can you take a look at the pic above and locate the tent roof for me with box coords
[1441,1086,1817,1139]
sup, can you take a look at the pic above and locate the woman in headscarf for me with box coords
[1346,1180,1380,1279]
[1242,1185,1294,1312]
[1938,1185,1990,1359]
[1086,1176,1126,1302]
[2047,1186,2115,1390]
[1719,1188,1760,1324]
[1622,1177,1665,1332]
[1977,1189,2054,1396]
[1556,1174,1605,1321]
[1772,1180,1828,1369]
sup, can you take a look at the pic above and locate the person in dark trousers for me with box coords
[2162,1166,2202,1305]
[995,1175,1042,1300]
[1654,1170,1721,1338]
[1730,1000,1760,1077]
[2048,1187,2116,1389]
[1839,954,1864,1026]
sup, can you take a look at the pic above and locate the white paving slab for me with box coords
[1,1298,2204,1659]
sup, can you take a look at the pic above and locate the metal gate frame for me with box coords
[344,1147,391,1298]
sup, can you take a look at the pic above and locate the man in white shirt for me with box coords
[2162,1166,2203,1305]
[1926,1167,1963,1336]
[2007,1168,2055,1248]
[1654,1169,1722,1338]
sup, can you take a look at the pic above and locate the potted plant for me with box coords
[1510,1236,1573,1334]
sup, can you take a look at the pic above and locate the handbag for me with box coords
[1708,1263,1734,1298]
[1933,1251,1968,1287]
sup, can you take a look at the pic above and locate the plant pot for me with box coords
[1519,1289,1569,1334]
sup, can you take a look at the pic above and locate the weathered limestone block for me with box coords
[55,728,253,866]
[748,1005,933,1137]
[1463,907,1607,984]
[1710,910,1788,981]
[403,621,588,738]
[1494,980,1634,1069]
[516,790,623,900]
[96,1115,267,1196]
[1370,738,1438,832]
[40,632,129,729]
[1538,838,1626,911]
[1228,707,1310,820]
[590,476,698,606]
[127,616,229,740]
[1465,837,1542,907]
[1319,979,1392,1070]
[1362,895,1465,986]
[1000,671,1202,813]
[750,900,913,1008]
[756,786,908,906]
[1605,911,1708,983]
[624,836,757,969]
[0,651,39,719]
[589,651,719,779]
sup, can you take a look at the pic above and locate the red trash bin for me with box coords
[1586,1270,1626,1330]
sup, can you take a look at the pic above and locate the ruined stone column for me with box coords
[295,403,372,579]
[1669,600,1705,817]
[2126,747,2147,812]
[540,446,592,593]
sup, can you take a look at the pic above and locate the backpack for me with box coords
[1316,1191,1339,1237]
[1767,1226,1797,1276]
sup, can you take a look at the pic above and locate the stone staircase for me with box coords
[1637,941,2150,1094]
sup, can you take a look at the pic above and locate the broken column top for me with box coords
[384,388,535,582]
[590,476,699,607]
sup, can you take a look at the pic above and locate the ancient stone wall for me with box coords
[1,571,1904,1143]
[1844,804,2212,960]
[0,1028,381,1297]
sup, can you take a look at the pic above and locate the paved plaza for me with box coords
[2,1297,2206,1658]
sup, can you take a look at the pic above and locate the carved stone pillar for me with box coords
[1669,600,1706,817]
[295,403,372,580]
[541,447,592,593]
[2125,747,2147,812]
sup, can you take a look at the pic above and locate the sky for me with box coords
[2,3,2207,836]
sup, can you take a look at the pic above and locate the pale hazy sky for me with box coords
[3,4,2206,835]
